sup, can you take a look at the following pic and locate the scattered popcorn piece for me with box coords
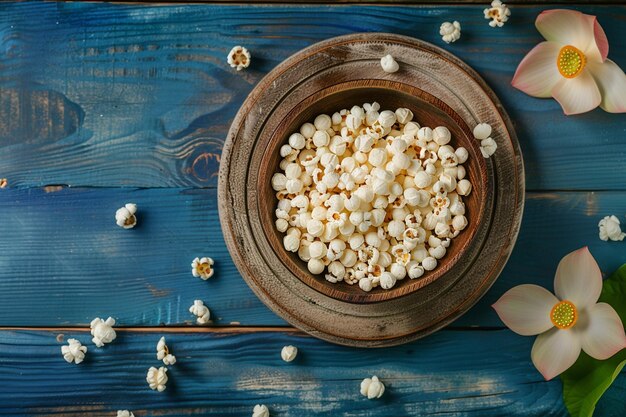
[281,345,298,362]
[598,215,626,242]
[90,317,116,347]
[484,0,511,28]
[191,257,215,280]
[157,336,177,366]
[440,21,461,44]
[480,138,498,158]
[227,46,251,71]
[61,338,87,364]
[146,366,168,392]
[360,375,385,399]
[117,411,135,417]
[473,123,492,140]
[380,54,399,73]
[252,404,270,417]
[115,203,137,229]
[0,178,7,188]
[189,300,211,324]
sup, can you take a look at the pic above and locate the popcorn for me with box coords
[189,300,211,324]
[191,257,215,280]
[146,366,168,392]
[117,411,135,417]
[227,46,251,71]
[252,404,270,417]
[473,123,492,140]
[115,203,137,229]
[598,215,625,241]
[281,345,298,362]
[360,375,385,399]
[380,54,399,73]
[90,317,116,347]
[61,338,87,364]
[440,21,462,44]
[157,337,176,366]
[484,0,511,28]
[273,103,473,292]
[480,138,498,158]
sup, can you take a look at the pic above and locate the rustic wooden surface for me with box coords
[0,1,625,415]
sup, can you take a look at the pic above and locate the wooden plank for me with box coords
[0,3,625,190]
[1,327,617,417]
[0,187,623,328]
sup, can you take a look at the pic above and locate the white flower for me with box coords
[61,338,87,364]
[380,54,399,73]
[493,247,626,380]
[227,46,251,71]
[90,317,116,347]
[484,0,511,28]
[252,404,270,417]
[191,257,215,280]
[189,300,211,324]
[598,215,625,241]
[360,375,385,399]
[281,345,298,362]
[146,366,168,392]
[157,336,177,365]
[117,411,135,417]
[115,203,137,229]
[440,21,461,44]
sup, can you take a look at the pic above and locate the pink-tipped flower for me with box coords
[512,9,626,115]
[493,247,626,380]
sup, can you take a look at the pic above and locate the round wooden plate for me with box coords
[219,33,524,347]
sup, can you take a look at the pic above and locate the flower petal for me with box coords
[492,284,558,336]
[551,70,601,115]
[577,302,626,360]
[536,9,608,63]
[511,41,562,98]
[554,247,602,309]
[531,328,582,380]
[587,59,626,113]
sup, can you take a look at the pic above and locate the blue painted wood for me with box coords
[0,3,625,190]
[2,328,613,417]
[0,187,623,327]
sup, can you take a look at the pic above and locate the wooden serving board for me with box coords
[219,33,525,347]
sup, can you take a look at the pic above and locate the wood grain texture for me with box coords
[0,187,623,328]
[4,328,624,417]
[0,3,625,190]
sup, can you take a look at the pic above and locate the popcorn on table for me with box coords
[227,46,251,71]
[90,317,117,347]
[189,299,211,324]
[252,404,270,417]
[360,375,385,399]
[117,411,135,417]
[157,336,177,366]
[281,345,298,362]
[598,215,625,241]
[380,54,399,73]
[440,21,461,43]
[484,0,511,27]
[272,102,472,292]
[146,366,168,392]
[61,338,87,364]
[191,257,215,280]
[115,203,137,229]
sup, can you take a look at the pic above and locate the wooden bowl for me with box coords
[257,83,488,303]
[219,33,524,346]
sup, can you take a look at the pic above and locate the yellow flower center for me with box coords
[557,45,586,79]
[550,300,578,329]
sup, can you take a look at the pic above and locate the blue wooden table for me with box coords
[0,2,625,416]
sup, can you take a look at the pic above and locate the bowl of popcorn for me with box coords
[219,33,524,346]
